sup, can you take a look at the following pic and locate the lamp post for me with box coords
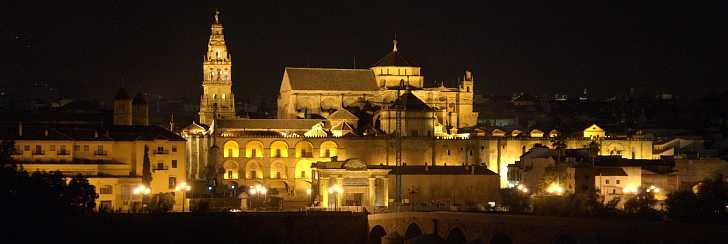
[175,182,191,212]
[132,185,151,213]
[248,184,268,210]
[328,184,344,210]
[306,188,313,208]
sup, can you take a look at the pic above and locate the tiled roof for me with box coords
[327,109,359,120]
[285,67,379,91]
[373,51,415,67]
[374,165,498,175]
[216,119,325,130]
[390,92,433,111]
[595,167,628,176]
[0,124,185,141]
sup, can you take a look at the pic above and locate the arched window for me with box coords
[270,141,289,158]
[295,141,314,158]
[295,160,312,179]
[223,141,239,158]
[270,161,286,179]
[319,141,337,158]
[246,160,262,179]
[223,161,239,179]
[216,50,220,59]
[245,141,264,158]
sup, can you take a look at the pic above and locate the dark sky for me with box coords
[1,0,726,101]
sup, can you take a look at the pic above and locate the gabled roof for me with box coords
[373,50,416,67]
[283,67,379,91]
[390,92,433,111]
[327,109,359,121]
[331,121,355,131]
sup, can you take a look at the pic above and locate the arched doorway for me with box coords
[368,225,387,244]
[446,228,466,244]
[405,223,423,241]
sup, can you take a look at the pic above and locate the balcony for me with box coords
[57,150,70,156]
[153,165,169,171]
[154,149,169,155]
[94,150,107,156]
[32,150,45,156]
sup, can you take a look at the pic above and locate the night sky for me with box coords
[1,1,726,101]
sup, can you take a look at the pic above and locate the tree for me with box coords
[142,145,152,187]
[0,140,15,166]
[624,189,661,219]
[65,174,98,214]
[499,188,531,213]
[664,189,699,221]
[666,174,728,223]
[148,192,175,213]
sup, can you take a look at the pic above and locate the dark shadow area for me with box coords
[405,222,424,240]
[446,227,467,244]
[490,232,512,244]
[369,225,387,244]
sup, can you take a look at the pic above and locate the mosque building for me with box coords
[182,11,665,211]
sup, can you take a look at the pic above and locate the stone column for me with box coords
[320,177,329,208]
[383,176,389,207]
[368,177,376,210]
[335,177,343,208]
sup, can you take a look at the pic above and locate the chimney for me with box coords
[18,121,23,137]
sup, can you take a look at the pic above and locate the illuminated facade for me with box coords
[198,10,236,125]
[276,41,478,129]
[184,11,679,210]
[6,91,187,212]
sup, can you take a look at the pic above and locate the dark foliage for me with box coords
[665,174,728,223]
[498,188,530,213]
[149,192,176,213]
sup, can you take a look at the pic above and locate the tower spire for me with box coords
[214,9,221,24]
[393,34,398,52]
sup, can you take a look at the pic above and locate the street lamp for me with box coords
[248,184,268,210]
[132,185,151,213]
[327,184,344,210]
[646,185,660,193]
[546,183,564,195]
[516,184,529,193]
[175,182,191,212]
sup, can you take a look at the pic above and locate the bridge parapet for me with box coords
[368,211,728,244]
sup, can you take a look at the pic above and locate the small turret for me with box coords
[132,93,149,126]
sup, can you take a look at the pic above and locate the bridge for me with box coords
[368,211,728,244]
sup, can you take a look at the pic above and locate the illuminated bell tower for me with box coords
[199,10,236,125]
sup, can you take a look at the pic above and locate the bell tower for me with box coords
[199,10,236,125]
